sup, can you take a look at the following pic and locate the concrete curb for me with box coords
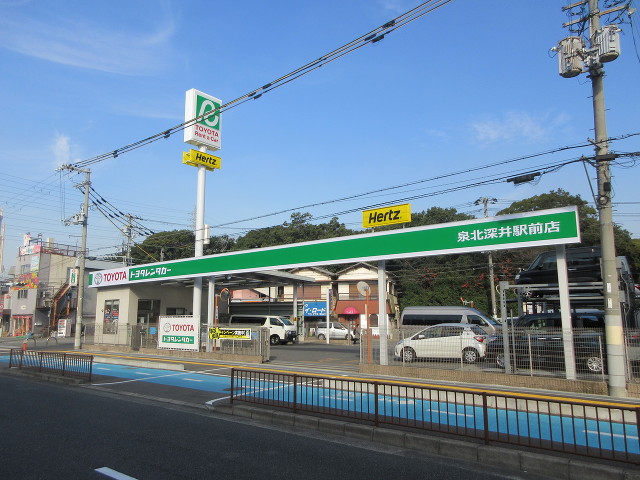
[94,357,185,371]
[208,402,640,480]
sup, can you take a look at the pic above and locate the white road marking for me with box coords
[95,467,138,479]
[87,366,231,386]
[586,430,639,440]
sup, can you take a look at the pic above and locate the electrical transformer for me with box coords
[557,36,585,78]
[595,25,621,63]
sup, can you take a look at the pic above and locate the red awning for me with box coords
[341,306,359,315]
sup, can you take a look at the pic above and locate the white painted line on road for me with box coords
[89,371,189,386]
[205,396,230,405]
[95,466,138,479]
[586,430,639,440]
[88,367,231,387]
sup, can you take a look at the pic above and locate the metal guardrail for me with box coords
[230,368,640,464]
[9,349,93,382]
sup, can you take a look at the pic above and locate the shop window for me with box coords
[166,307,187,315]
[17,290,28,299]
[137,299,161,325]
[103,300,120,334]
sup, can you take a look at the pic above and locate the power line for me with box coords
[69,0,452,169]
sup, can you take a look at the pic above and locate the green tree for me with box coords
[233,212,356,250]
[129,230,235,264]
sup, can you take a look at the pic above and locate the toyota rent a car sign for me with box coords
[157,316,199,351]
[184,89,222,151]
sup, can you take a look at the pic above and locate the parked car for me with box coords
[315,322,353,340]
[394,323,489,364]
[515,247,602,291]
[515,247,637,301]
[485,312,607,373]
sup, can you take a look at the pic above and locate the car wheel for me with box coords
[402,347,416,362]
[317,334,326,340]
[496,353,506,369]
[586,355,604,373]
[269,335,280,346]
[463,348,479,364]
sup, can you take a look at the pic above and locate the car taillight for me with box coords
[474,336,485,343]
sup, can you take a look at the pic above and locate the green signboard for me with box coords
[88,207,580,288]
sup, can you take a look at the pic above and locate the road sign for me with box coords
[184,89,222,150]
[362,203,411,228]
[88,207,580,287]
[182,149,221,170]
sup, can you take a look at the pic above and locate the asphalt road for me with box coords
[0,374,544,480]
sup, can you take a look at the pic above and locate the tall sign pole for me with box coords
[184,89,222,332]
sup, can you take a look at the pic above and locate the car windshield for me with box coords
[469,313,498,326]
[279,317,293,326]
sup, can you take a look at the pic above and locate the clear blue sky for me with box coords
[0,0,639,272]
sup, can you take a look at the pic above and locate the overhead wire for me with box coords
[68,0,453,169]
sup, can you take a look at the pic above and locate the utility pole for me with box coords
[557,0,627,396]
[60,165,91,350]
[0,208,5,276]
[123,213,142,266]
[475,197,498,318]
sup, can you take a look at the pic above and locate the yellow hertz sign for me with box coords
[362,203,412,228]
[182,149,221,170]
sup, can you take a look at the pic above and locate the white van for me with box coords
[399,306,500,334]
[227,314,298,345]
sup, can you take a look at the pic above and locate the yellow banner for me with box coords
[208,327,251,340]
[182,149,222,170]
[362,203,412,228]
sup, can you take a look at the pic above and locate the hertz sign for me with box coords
[362,203,412,228]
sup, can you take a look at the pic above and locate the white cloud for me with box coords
[0,8,176,76]
[378,0,412,13]
[51,133,72,168]
[470,111,568,144]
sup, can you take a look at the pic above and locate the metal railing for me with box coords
[357,327,640,383]
[9,349,93,381]
[230,368,640,464]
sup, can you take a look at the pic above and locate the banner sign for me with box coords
[184,89,222,151]
[157,316,199,351]
[208,327,251,340]
[89,207,580,287]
